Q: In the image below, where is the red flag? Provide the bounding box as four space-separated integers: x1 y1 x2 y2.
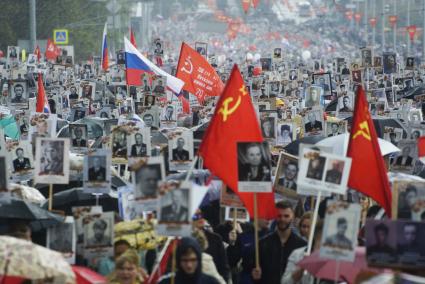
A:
130 28 137 48
242 0 250 13
176 42 224 103
36 73 49 113
45 39 58 61
34 45 41 62
179 95 190 114
198 65 277 219
252 0 260 8
146 239 179 284
347 86 392 216
418 137 425 163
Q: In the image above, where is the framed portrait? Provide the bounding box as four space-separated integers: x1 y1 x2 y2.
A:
116 50 126 65
361 48 372 67
303 109 324 137
304 85 323 108
260 58 272 72
392 180 425 221
83 212 114 259
260 115 276 140
312 73 332 97
141 108 159 130
83 149 111 194
366 220 398 266
337 93 354 116
273 47 282 61
111 127 128 163
297 146 352 195
132 156 165 212
152 75 166 96
10 81 28 108
96 107 112 119
367 219 425 268
71 107 87 122
224 207 250 223
320 201 361 261
157 182 192 237
268 81 281 97
69 123 88 151
392 140 417 172
118 186 138 221
351 70 362 84
161 104 177 122
325 120 347 137
383 52 397 74
72 206 102 246
274 152 299 197
79 81 96 100
47 216 76 264
406 57 415 70
276 122 295 146
373 56 382 67
34 138 70 184
28 112 57 140
168 131 194 171
237 142 272 193
153 38 164 58
383 126 404 146
9 141 33 181
7 46 20 68
127 128 151 158
195 42 208 58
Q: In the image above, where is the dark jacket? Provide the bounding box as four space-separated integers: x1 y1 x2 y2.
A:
172 148 190 161
159 237 219 284
256 231 306 284
130 143 147 157
204 230 230 282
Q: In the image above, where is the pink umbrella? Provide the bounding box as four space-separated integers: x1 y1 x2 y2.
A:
297 247 383 284
72 266 106 284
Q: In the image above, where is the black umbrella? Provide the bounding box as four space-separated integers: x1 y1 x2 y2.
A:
0 199 64 231
283 135 326 156
42 188 118 215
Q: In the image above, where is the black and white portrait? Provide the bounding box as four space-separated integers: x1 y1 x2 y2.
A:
10 82 28 105
152 76 166 96
71 108 86 122
393 181 425 221
313 73 332 97
70 124 87 148
35 138 69 184
116 51 126 65
195 42 208 58
237 142 272 192
274 152 298 194
11 143 32 173
168 131 194 170
383 52 397 74
392 140 417 170
142 109 159 130
406 57 415 70
83 213 114 248
338 94 353 114
304 86 323 108
320 201 361 262
273 48 282 60
47 218 75 254
276 123 294 146
161 105 177 121
112 129 128 160
361 48 372 67
366 220 397 265
159 187 189 223
133 157 165 204
260 116 275 139
304 110 324 136
289 69 298 81
153 39 164 57
79 82 95 100
325 121 346 137
127 128 151 158
84 149 111 194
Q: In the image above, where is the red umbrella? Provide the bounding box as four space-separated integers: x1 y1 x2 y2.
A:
297 247 383 284
72 266 107 284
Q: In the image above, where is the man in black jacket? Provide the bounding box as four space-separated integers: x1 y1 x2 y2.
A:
251 201 306 284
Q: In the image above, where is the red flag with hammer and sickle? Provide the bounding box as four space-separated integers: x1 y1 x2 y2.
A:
347 86 392 216
199 64 277 219
176 42 224 103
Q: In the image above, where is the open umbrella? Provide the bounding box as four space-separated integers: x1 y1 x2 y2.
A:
298 247 382 284
41 188 118 215
0 198 64 231
0 236 75 283
316 133 400 156
284 135 326 155
72 266 106 284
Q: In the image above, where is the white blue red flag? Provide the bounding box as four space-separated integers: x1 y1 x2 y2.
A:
101 22 109 71
124 37 184 94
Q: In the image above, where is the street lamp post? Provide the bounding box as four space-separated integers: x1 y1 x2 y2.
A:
29 0 37 52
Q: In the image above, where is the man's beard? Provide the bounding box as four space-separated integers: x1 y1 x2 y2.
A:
277 221 291 232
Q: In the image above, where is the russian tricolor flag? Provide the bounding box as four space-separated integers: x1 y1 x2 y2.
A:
124 37 184 94
101 22 109 71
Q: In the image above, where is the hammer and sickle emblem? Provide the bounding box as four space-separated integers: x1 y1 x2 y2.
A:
180 56 193 75
353 121 371 141
218 96 241 122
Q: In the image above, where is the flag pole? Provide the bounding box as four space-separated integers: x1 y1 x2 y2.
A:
306 189 322 255
171 238 177 284
254 192 260 269
48 183 53 211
